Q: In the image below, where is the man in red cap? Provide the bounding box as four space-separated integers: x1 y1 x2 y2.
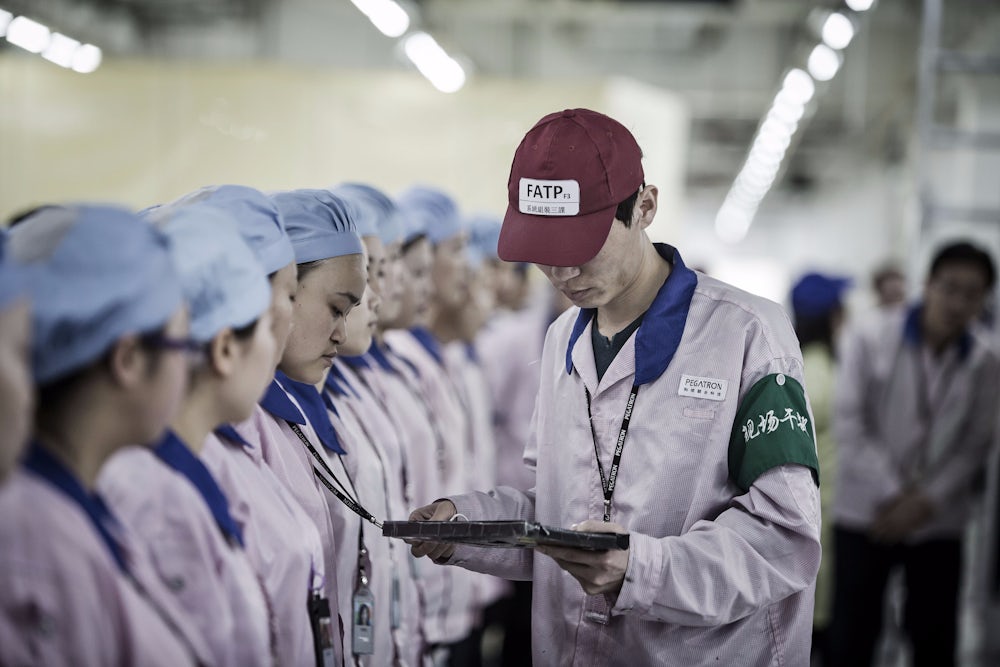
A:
409 108 821 666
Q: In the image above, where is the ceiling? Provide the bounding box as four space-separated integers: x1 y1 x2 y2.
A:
7 0 993 192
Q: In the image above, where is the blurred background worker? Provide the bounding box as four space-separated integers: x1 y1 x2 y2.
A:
789 271 853 666
829 242 999 667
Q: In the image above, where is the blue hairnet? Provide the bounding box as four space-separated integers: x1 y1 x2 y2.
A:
466 214 502 269
7 205 183 385
312 188 375 238
329 183 406 245
791 272 852 319
397 185 464 245
270 190 364 264
147 204 271 344
157 184 294 276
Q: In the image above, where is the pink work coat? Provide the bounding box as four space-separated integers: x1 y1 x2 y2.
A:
447 246 822 666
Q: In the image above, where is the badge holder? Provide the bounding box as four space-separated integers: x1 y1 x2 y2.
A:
308 590 337 667
352 542 375 656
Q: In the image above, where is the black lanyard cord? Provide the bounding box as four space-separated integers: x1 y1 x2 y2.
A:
584 384 640 522
287 422 384 531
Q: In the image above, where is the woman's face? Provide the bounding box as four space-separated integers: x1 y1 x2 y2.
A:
279 254 366 385
268 262 298 368
340 239 383 356
377 241 404 327
393 238 433 329
0 300 32 481
431 233 470 310
225 310 277 423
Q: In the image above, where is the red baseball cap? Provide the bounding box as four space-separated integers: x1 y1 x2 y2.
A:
498 108 644 267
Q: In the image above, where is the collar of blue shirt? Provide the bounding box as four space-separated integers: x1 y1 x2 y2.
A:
154 430 245 547
565 243 698 386
278 372 347 455
903 303 974 361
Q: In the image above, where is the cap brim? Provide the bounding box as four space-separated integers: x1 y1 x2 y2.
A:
498 204 616 267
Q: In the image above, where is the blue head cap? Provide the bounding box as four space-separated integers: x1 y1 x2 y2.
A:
159 185 294 276
466 213 502 269
7 205 183 385
0 229 32 312
791 272 852 319
397 185 464 245
314 187 375 238
270 189 364 264
144 204 271 344
330 183 404 245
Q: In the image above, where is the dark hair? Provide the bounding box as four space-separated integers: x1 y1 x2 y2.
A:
296 259 328 281
929 241 996 289
794 310 840 356
614 184 645 228
871 264 904 292
232 319 259 341
401 233 428 255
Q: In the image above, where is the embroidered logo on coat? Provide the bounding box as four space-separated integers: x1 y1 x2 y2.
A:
678 374 728 401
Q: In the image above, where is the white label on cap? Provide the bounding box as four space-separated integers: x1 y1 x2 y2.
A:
518 178 580 216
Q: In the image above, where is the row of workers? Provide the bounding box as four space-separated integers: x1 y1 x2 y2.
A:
0 183 537 666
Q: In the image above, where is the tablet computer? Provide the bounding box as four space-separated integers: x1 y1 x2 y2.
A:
382 520 629 551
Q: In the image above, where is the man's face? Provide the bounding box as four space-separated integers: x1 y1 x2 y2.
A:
536 206 650 311
922 262 990 342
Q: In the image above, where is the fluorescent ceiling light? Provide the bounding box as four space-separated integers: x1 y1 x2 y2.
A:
0 10 13 37
808 43 841 82
42 32 81 68
781 68 816 105
71 43 102 74
769 100 804 125
822 12 854 50
6 15 50 53
715 204 754 244
403 32 466 93
845 0 875 12
350 0 410 38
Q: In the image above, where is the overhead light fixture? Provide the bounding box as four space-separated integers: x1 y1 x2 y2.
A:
808 43 841 82
845 0 875 12
1 9 102 73
42 32 81 68
403 31 466 93
6 15 50 53
715 203 754 244
0 9 13 37
781 68 816 105
349 0 410 38
71 43 102 74
821 12 854 50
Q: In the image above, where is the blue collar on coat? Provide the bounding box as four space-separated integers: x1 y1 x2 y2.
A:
214 424 252 449
903 303 973 361
23 443 128 572
260 373 307 424
278 372 347 455
565 243 698 386
409 326 444 365
154 431 244 547
368 343 397 374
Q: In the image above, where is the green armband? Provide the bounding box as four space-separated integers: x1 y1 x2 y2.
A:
728 373 820 492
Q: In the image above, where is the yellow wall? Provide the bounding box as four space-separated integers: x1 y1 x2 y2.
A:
0 56 687 234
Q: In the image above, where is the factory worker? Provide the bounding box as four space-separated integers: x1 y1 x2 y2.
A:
245 188 366 666
410 109 821 666
97 204 274 667
176 184 328 667
388 186 479 661
0 205 202 666
329 183 425 666
0 232 33 481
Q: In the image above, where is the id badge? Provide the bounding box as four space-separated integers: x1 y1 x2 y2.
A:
390 573 401 630
308 592 337 667
352 585 376 655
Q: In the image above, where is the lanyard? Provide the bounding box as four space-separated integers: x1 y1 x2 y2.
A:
584 384 640 522
287 421 383 530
